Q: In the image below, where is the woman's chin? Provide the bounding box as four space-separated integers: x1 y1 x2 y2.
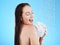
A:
28 22 33 25
30 22 33 24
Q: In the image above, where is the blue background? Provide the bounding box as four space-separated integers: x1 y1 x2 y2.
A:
0 0 60 45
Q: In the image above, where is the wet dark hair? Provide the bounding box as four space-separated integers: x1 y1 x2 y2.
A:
15 3 30 45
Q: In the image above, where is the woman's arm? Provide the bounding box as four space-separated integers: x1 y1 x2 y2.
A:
39 29 46 45
39 37 43 45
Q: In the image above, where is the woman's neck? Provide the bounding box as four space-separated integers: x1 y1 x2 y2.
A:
22 24 33 28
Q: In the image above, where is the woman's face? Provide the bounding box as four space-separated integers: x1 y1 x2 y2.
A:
22 5 34 25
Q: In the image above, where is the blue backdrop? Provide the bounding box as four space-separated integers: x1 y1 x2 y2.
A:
0 0 60 45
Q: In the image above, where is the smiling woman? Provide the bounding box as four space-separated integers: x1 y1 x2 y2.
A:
14 3 46 45
15 3 39 45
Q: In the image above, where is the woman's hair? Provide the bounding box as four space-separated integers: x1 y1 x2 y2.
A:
15 3 30 45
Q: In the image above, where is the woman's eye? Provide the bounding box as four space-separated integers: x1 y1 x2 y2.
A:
25 12 34 16
26 12 30 16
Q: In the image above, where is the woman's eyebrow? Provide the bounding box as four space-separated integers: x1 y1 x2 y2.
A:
25 11 33 14
25 12 30 13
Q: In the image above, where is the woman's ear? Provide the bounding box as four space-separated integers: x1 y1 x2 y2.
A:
21 17 22 21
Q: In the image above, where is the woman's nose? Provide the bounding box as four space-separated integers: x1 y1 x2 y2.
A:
30 13 34 18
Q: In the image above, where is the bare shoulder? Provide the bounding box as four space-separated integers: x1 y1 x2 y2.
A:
29 25 38 37
29 25 39 45
20 25 36 38
29 25 38 34
20 25 39 45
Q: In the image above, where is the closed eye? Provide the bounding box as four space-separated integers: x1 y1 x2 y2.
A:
25 12 34 16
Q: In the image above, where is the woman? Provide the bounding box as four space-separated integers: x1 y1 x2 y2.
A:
14 3 47 45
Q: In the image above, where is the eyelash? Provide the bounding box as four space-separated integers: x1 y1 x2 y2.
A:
26 12 34 16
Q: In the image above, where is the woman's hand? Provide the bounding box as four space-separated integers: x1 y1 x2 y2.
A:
35 22 47 38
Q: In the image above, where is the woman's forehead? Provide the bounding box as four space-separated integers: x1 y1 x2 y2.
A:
22 5 32 13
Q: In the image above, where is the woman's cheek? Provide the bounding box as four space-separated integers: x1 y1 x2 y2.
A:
27 15 30 19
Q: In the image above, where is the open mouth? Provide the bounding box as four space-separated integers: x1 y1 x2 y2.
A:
29 19 33 23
